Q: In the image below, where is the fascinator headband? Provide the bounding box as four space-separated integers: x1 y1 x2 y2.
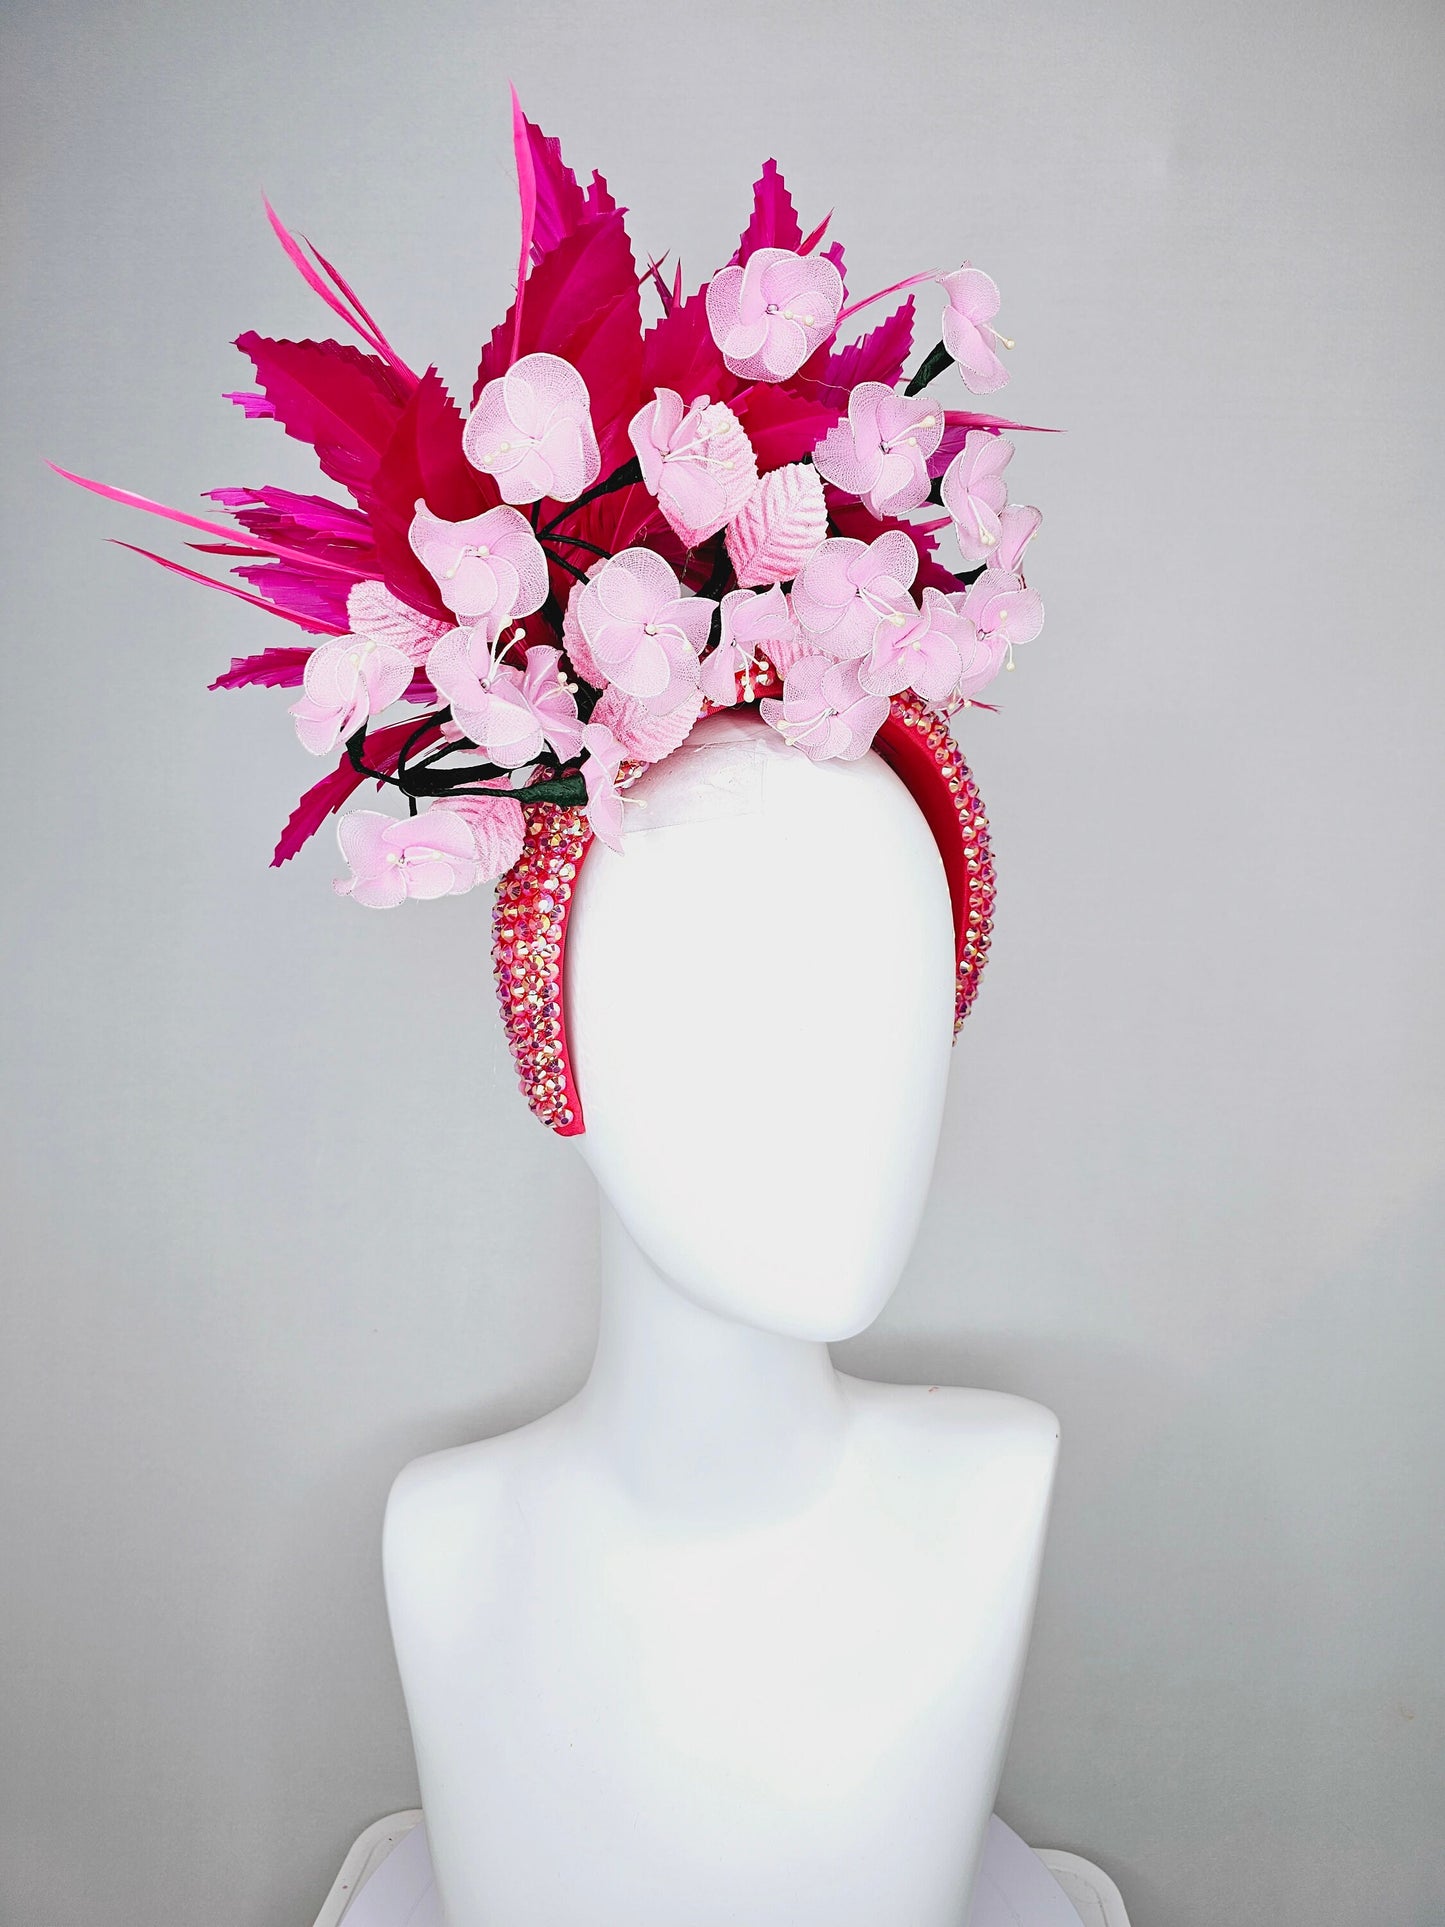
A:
55 92 1046 1135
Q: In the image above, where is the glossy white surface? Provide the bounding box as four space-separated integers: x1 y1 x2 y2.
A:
385 722 1059 1926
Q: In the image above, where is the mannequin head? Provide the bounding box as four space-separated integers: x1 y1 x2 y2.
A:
567 711 956 1342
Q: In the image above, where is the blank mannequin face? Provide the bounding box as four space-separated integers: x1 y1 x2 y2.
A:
567 713 957 1341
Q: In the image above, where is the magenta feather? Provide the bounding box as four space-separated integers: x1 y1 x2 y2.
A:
261 196 415 380
110 542 347 632
272 713 444 866
233 334 411 509
509 84 539 366
210 647 314 690
732 160 803 264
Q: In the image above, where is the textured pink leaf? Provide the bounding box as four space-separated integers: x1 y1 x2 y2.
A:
593 683 704 763
732 160 803 264
725 463 827 587
271 713 443 866
210 647 314 690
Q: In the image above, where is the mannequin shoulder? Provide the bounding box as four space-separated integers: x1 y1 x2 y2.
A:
383 1410 564 1590
839 1375 1060 1479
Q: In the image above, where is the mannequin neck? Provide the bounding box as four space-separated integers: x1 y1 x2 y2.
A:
576 1199 850 1525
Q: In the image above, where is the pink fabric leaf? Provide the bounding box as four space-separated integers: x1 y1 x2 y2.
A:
232 334 411 507
706 248 845 383
990 503 1042 573
464 352 601 505
581 721 627 851
940 430 1015 566
593 681 703 762
210 646 314 690
938 265 1011 395
732 159 804 264
408 502 547 633
431 791 526 881
270 714 443 866
759 655 887 762
574 548 712 708
790 529 918 658
627 389 758 545
812 381 945 518
701 584 802 703
724 462 827 588
345 577 449 659
333 807 485 907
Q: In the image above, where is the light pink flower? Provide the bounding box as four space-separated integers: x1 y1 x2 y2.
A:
593 683 704 763
812 382 945 517
706 248 845 382
938 265 1011 395
333 809 484 908
289 624 415 757
581 721 627 852
759 656 889 763
940 431 1014 567
959 568 1044 652
462 352 602 504
408 502 548 632
790 530 919 661
430 791 526 881
628 389 757 545
426 636 582 768
858 586 972 705
701 584 804 704
948 607 1010 704
989 503 1042 574
573 548 714 708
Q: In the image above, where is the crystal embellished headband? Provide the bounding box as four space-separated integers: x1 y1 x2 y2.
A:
54 93 1045 1135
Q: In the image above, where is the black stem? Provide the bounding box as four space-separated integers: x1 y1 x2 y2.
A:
539 456 643 535
905 341 955 396
543 531 610 560
545 549 591 585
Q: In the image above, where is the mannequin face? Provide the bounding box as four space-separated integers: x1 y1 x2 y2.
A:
567 713 956 1341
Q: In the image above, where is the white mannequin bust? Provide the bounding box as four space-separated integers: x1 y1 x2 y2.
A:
384 713 1059 1927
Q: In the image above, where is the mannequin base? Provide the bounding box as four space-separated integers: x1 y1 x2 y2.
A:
311 1811 1130 1927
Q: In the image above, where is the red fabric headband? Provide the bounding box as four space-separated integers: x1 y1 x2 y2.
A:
492 691 996 1136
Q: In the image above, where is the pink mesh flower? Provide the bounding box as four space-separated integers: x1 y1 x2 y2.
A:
940 431 1014 567
581 721 627 852
332 809 485 908
812 382 945 517
408 502 548 632
938 266 1011 395
430 791 526 881
628 388 757 545
462 352 602 504
289 611 417 757
706 248 845 382
948 606 1010 703
790 530 919 661
959 568 1044 652
426 636 582 768
989 503 1042 574
701 584 804 704
759 656 889 763
858 586 972 706
572 548 714 708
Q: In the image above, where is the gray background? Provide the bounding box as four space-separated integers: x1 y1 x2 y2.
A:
2 1 1442 1922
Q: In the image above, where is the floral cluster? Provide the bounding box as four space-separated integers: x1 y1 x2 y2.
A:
59 100 1045 904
